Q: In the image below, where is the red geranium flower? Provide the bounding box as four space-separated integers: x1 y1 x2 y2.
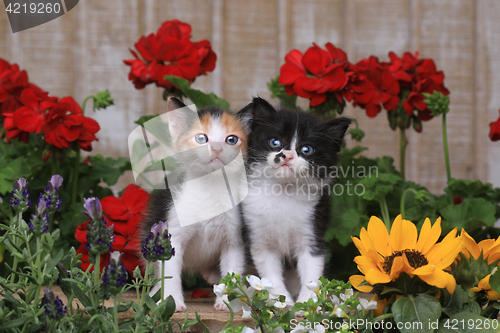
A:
124 19 217 91
0 58 49 118
351 56 400 117
3 87 53 143
42 96 100 151
75 184 151 275
279 43 352 107
388 51 449 121
489 109 500 142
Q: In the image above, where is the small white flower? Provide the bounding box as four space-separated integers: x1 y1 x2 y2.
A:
309 323 326 333
358 298 378 312
242 327 255 333
242 309 252 318
334 306 345 318
274 301 286 309
273 327 285 333
290 324 308 333
229 285 254 312
340 288 354 301
247 275 273 291
305 280 322 294
213 283 227 298
331 294 340 306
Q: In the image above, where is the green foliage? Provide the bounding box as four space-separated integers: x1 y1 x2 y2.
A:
164 75 230 109
267 76 298 110
0 182 207 332
392 295 441 333
423 91 450 116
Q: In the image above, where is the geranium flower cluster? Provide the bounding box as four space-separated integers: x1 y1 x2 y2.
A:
279 44 449 129
0 58 100 151
124 19 216 91
75 184 151 276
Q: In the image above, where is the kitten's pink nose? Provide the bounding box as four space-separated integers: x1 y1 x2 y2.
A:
283 150 294 162
211 143 223 155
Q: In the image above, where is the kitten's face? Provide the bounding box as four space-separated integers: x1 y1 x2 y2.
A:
240 98 350 184
167 99 247 175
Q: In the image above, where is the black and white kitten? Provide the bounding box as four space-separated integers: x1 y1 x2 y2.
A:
238 97 351 304
142 97 248 312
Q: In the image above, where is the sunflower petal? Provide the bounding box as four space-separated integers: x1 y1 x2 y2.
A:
349 275 373 292
461 229 480 259
390 215 404 252
367 216 391 257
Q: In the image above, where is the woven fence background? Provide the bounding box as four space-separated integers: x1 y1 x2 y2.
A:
1 0 499 193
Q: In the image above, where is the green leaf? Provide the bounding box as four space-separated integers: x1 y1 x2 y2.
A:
89 155 131 186
489 267 500 294
440 197 497 232
164 76 230 109
144 294 157 312
160 296 176 322
135 114 159 126
392 294 441 333
0 316 30 329
45 249 64 274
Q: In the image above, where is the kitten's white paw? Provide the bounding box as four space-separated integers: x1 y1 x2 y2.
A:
214 295 229 311
175 303 187 312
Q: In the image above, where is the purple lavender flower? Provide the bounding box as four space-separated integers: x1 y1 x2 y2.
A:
9 177 30 213
43 289 67 320
82 197 103 221
40 175 63 215
100 251 128 299
28 198 49 235
84 197 114 264
56 262 72 295
141 221 174 262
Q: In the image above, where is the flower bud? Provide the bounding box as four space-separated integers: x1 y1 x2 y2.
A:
10 177 31 213
100 251 128 299
28 198 49 235
43 289 67 320
141 221 174 262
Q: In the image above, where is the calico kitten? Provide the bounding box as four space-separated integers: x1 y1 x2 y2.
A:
142 97 248 312
238 97 350 304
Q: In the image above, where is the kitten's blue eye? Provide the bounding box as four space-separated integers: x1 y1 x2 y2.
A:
300 145 314 156
195 133 208 144
225 135 239 145
269 138 282 148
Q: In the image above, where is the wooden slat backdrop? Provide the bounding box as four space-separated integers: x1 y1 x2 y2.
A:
1 0 499 194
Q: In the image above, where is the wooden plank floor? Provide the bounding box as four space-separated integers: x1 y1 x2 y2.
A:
51 286 254 332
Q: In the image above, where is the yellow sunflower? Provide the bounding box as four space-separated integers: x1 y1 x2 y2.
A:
461 230 500 300
349 215 461 294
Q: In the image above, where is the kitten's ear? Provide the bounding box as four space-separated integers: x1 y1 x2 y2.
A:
166 97 196 140
326 117 352 150
236 97 277 132
166 97 187 112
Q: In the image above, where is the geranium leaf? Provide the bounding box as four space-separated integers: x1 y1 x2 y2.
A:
164 75 230 109
489 268 500 294
392 294 441 333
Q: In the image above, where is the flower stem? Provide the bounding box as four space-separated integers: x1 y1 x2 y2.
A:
400 188 418 219
442 113 451 183
81 95 95 115
71 148 81 205
399 127 406 180
93 253 100 308
113 296 119 333
10 212 22 284
379 197 391 231
161 260 165 304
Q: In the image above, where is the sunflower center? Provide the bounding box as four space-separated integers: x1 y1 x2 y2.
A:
382 249 428 274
